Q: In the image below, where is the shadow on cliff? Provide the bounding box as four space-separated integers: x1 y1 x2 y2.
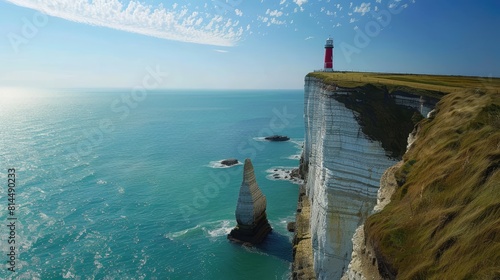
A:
255 231 293 263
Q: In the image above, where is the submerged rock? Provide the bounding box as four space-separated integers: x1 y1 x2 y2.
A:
267 168 304 184
228 159 272 245
265 135 290 142
221 158 239 166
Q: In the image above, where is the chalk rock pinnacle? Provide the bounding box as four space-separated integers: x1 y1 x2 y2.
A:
228 159 272 244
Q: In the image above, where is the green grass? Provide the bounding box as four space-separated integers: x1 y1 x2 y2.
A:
307 71 500 99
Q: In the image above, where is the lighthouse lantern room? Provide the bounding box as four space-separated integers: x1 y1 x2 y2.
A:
324 37 334 71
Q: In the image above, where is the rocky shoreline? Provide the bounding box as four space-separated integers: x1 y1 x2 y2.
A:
267 167 303 184
291 184 316 280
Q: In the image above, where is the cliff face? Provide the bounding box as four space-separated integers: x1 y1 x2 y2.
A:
341 161 403 280
300 77 433 279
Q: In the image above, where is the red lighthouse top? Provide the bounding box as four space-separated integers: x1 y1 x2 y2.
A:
324 37 334 71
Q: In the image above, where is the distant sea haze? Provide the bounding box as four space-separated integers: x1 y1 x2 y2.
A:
0 89 304 279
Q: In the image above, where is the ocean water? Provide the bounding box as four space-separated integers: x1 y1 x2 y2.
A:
0 89 304 280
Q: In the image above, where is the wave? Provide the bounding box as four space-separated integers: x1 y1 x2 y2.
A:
290 139 304 147
275 215 297 233
62 266 76 279
74 228 87 242
207 159 243 169
286 154 301 160
252 136 268 142
289 139 304 161
253 137 303 161
164 224 202 240
68 170 96 185
165 220 235 241
117 186 125 194
204 220 233 238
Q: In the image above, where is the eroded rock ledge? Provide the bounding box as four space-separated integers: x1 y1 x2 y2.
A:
292 184 316 280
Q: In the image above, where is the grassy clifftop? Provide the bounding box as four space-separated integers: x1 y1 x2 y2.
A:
307 71 500 98
310 72 500 279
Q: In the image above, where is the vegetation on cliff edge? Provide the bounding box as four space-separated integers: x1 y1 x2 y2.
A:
307 71 500 98
365 88 500 279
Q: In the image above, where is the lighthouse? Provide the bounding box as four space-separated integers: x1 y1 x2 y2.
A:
324 37 334 71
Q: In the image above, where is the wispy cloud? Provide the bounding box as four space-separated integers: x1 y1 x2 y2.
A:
354 2 371 16
214 49 229 53
5 0 243 46
305 36 314 40
266 9 284 17
293 0 308 7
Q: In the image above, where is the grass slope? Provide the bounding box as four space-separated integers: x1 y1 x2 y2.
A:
365 89 500 279
309 71 500 279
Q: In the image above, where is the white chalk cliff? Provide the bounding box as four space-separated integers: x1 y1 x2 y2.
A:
299 77 435 279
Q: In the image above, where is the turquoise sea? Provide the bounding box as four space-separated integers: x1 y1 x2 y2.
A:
0 90 304 279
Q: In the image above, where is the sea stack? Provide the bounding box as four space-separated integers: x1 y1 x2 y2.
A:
228 158 272 245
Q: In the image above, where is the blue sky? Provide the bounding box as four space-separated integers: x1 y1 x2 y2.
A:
0 0 499 89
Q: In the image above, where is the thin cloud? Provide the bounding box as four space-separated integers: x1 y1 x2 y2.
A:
354 3 371 16
5 0 243 47
214 49 229 53
293 0 308 7
266 9 284 17
305 36 314 40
